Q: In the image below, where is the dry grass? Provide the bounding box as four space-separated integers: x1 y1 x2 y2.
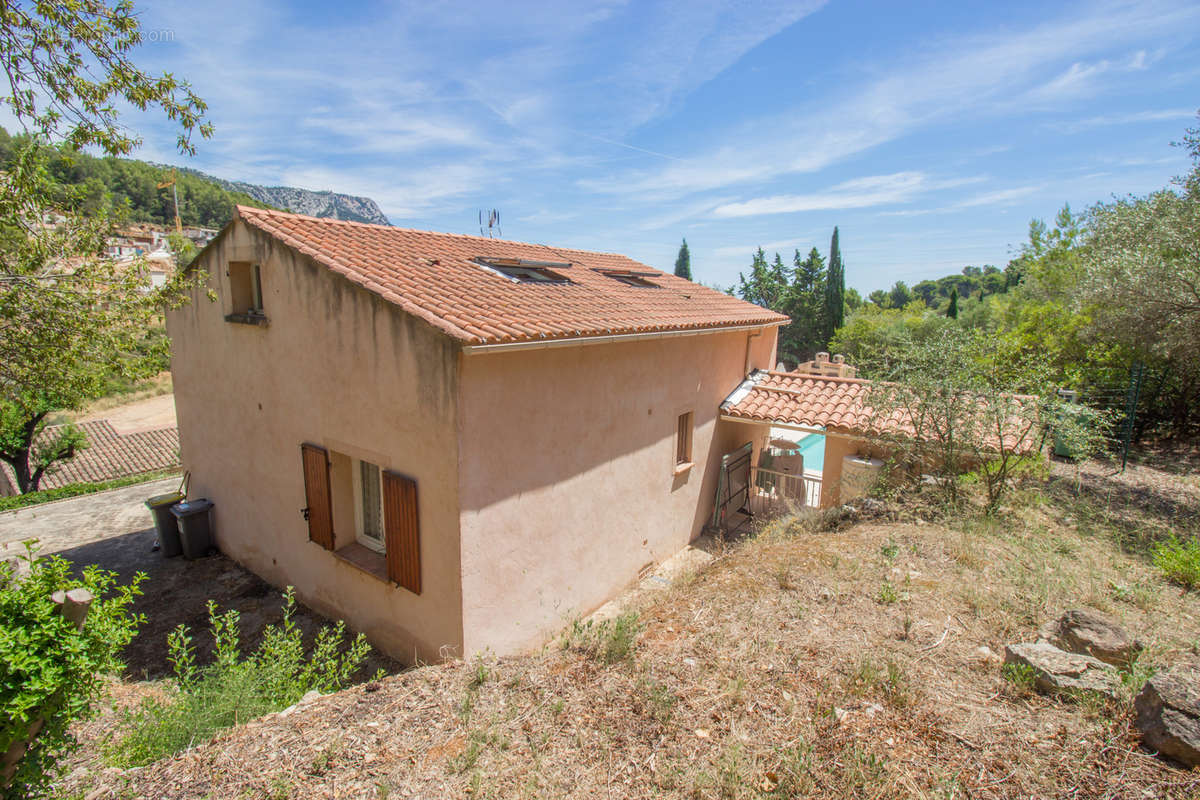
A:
60 459 1200 799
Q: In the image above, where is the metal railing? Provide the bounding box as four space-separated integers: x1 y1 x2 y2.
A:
749 466 821 516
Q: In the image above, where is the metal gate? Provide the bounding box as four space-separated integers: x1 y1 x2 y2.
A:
710 441 753 535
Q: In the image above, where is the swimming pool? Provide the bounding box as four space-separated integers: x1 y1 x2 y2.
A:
767 428 826 474
795 432 825 474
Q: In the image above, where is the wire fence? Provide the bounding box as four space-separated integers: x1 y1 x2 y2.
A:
1073 361 1144 470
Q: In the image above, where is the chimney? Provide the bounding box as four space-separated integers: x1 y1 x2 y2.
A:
796 352 856 378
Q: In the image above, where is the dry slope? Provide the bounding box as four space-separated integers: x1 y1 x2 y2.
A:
69 461 1200 799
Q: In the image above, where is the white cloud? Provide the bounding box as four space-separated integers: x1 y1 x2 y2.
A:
712 172 928 218
1048 107 1196 133
955 186 1042 208
579 0 1200 204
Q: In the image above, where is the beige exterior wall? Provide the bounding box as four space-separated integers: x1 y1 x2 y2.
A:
167 221 464 664
818 435 892 508
455 327 778 655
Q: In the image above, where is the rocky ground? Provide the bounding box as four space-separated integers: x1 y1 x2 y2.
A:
60 456 1200 799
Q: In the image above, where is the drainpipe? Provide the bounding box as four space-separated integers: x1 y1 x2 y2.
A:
744 329 762 375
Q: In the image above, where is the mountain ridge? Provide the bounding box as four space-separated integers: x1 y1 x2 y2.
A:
171 165 391 226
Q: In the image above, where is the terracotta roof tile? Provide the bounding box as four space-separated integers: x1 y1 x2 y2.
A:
722 371 1038 452
233 206 788 345
722 371 890 434
0 421 180 492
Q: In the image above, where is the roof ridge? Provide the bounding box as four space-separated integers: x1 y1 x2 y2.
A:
765 370 870 385
234 205 631 258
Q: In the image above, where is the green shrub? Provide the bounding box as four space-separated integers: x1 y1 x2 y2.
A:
1001 662 1037 694
0 545 145 799
876 581 901 604
560 612 642 665
106 588 372 767
1152 535 1200 590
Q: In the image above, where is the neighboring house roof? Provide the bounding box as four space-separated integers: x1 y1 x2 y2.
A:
231 206 788 346
721 370 1039 453
722 371 888 435
0 421 180 492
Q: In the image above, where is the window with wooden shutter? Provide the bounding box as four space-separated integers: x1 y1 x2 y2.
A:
301 443 335 549
382 471 420 594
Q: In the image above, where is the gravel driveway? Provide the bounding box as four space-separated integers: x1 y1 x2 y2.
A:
1 478 399 679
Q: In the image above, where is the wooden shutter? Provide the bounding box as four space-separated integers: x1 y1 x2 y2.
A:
382 471 420 594
677 412 693 464
301 443 335 550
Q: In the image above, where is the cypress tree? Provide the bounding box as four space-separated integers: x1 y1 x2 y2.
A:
824 226 845 342
674 238 692 280
948 287 959 319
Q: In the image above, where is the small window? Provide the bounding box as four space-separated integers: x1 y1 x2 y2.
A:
353 459 386 554
228 261 265 321
676 411 694 466
474 258 572 284
227 262 267 324
602 270 659 288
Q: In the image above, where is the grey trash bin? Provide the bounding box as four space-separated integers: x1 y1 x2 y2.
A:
171 498 215 560
145 491 185 557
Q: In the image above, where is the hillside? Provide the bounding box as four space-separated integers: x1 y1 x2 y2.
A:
197 173 390 225
0 127 390 229
63 457 1200 799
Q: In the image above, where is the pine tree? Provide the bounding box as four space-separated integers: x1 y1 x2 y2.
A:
736 247 785 309
781 247 827 361
823 227 845 343
948 287 959 319
674 238 692 280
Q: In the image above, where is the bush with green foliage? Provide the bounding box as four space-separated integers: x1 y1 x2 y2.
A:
863 327 1109 512
106 588 373 767
1152 536 1200 590
0 546 144 799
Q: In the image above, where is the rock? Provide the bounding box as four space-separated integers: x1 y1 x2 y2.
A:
1040 608 1144 667
1004 641 1121 699
973 645 998 663
859 498 888 515
1135 663 1200 767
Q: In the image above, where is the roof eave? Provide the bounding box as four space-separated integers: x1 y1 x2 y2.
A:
460 319 787 355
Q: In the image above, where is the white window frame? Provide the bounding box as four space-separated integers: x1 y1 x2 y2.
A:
351 458 386 554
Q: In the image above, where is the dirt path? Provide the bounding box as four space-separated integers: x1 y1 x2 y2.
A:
0 478 399 680
80 392 178 434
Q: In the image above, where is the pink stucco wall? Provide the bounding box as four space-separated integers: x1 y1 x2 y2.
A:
170 220 782 661
167 221 465 663
455 327 778 655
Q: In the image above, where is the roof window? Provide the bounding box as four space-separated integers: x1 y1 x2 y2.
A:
474 257 572 284
599 270 660 288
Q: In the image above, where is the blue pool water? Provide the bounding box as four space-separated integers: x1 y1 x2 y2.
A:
796 433 825 474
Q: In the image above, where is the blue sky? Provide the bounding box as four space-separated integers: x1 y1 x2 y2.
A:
119 0 1198 292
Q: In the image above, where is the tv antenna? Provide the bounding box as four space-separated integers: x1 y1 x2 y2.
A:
479 208 501 238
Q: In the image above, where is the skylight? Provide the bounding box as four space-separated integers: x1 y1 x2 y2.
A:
474 258 572 284
599 270 660 288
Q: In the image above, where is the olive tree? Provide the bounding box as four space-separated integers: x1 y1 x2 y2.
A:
0 0 212 491
863 328 1107 512
1081 121 1200 435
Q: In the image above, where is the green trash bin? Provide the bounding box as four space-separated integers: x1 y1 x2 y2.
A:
171 498 214 560
145 491 185 557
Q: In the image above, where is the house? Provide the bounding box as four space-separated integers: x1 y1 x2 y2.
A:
167 206 789 662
